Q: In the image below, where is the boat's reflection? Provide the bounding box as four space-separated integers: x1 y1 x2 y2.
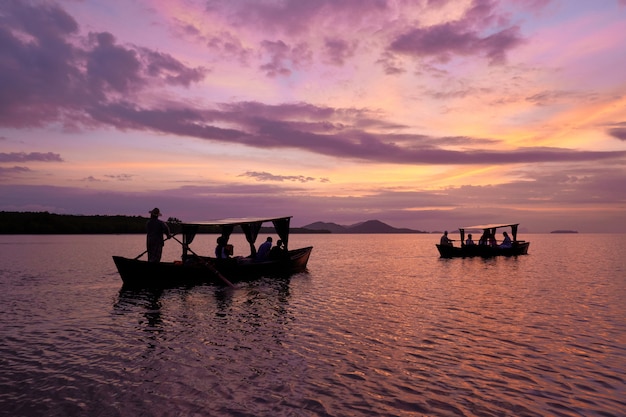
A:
113 273 301 334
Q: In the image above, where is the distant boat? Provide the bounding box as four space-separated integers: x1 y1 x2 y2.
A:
113 216 312 288
436 223 530 258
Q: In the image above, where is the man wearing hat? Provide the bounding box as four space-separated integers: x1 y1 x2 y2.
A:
146 207 171 262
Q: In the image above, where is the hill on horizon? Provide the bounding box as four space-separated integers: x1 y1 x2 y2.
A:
302 219 427 234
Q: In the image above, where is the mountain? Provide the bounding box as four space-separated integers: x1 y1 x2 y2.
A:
302 219 427 234
302 221 347 233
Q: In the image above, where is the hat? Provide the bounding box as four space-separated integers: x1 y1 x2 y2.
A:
149 207 161 216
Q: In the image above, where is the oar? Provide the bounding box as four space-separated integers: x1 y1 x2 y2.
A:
170 236 235 288
133 233 177 260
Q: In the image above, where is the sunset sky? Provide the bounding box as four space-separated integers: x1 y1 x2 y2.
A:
1 0 626 232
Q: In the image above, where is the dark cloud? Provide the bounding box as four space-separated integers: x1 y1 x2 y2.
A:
389 0 524 65
87 32 142 94
0 1 84 126
390 23 523 65
0 1 206 128
0 152 63 162
83 100 626 165
140 49 207 86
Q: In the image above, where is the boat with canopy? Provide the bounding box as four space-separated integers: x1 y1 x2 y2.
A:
436 223 530 258
113 216 312 287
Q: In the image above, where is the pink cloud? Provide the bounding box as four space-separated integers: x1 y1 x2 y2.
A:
323 37 358 66
239 171 318 183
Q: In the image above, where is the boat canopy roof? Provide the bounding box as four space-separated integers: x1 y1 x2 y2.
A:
180 216 293 256
180 216 292 228
460 223 519 231
458 223 521 243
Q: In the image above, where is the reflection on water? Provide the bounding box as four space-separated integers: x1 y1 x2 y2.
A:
1 234 625 416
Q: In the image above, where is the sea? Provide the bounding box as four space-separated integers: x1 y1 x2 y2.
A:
0 233 625 417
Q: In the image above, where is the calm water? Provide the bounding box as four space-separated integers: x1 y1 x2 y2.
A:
1 233 625 417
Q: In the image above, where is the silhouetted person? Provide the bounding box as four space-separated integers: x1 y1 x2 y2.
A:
488 233 497 247
440 231 453 246
269 239 287 259
146 207 170 262
256 236 272 260
465 234 475 245
500 231 512 248
215 236 231 259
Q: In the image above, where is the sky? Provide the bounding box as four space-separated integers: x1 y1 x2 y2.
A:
1 0 626 233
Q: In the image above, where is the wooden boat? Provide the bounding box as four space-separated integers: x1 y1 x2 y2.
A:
113 216 312 287
436 223 530 258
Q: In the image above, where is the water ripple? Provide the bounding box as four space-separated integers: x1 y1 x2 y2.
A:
1 234 625 416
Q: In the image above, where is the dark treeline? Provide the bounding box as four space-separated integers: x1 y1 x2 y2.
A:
0 211 154 234
0 212 324 234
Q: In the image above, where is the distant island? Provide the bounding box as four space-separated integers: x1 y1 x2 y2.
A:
0 212 426 234
550 230 578 234
302 220 428 234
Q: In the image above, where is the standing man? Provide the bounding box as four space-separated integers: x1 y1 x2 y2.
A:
146 207 171 262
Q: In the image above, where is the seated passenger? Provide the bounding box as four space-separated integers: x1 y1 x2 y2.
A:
215 237 231 259
269 239 287 259
440 231 453 246
479 231 489 245
465 234 475 245
256 236 272 260
499 231 512 248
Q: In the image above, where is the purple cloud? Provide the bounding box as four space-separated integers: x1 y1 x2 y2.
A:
390 23 523 65
83 100 626 165
389 0 524 65
0 1 206 128
86 32 143 94
259 40 312 77
0 152 63 162
323 37 357 66
608 127 626 141
213 0 389 35
0 166 31 175
1 1 622 170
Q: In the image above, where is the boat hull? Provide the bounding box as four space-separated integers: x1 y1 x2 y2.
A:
113 246 312 287
436 242 529 258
